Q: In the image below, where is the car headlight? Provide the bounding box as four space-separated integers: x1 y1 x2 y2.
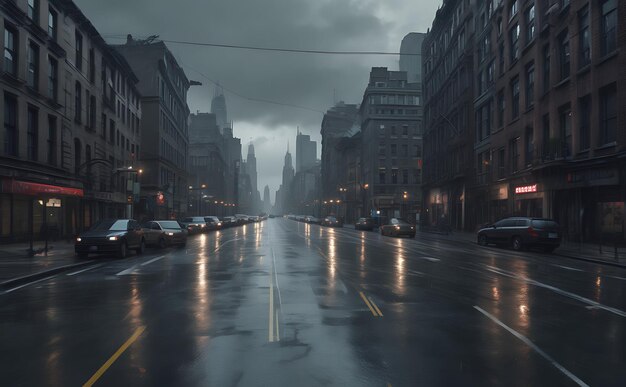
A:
108 236 118 241
167 232 174 236
201 224 206 228
217 222 222 226
395 226 400 230
76 237 82 242
410 227 415 230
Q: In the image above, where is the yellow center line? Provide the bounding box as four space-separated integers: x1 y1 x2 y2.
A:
359 291 378 316
269 284 275 342
83 326 146 387
368 297 383 317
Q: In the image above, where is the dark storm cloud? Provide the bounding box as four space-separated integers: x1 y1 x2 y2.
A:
75 0 440 195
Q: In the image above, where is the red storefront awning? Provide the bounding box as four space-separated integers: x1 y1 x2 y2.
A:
2 179 84 197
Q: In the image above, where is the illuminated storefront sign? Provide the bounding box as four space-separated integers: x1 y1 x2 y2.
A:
515 184 537 194
2 179 83 197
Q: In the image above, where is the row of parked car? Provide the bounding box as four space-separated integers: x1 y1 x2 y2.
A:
288 214 344 227
180 214 266 234
75 214 267 258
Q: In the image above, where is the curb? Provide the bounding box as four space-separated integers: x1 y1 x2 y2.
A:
0 260 97 291
554 253 625 269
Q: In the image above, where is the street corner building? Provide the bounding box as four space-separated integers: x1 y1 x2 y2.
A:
0 0 142 242
421 0 626 243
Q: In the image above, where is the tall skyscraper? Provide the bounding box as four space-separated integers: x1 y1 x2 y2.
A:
281 146 295 211
211 85 228 129
296 130 317 172
400 32 425 84
246 143 258 198
263 185 271 212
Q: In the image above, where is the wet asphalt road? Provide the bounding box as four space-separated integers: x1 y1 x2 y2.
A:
1 219 625 386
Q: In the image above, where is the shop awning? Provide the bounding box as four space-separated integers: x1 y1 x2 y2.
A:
2 179 84 197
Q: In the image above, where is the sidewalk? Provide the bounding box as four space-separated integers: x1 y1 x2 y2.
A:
417 229 626 268
0 240 92 288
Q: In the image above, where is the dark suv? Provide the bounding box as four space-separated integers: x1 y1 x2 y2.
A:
477 217 561 252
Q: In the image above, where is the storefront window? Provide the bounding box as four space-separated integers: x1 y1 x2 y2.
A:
598 202 624 235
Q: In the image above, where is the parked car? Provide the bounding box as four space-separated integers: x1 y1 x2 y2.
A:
142 220 187 248
234 214 250 225
221 216 237 228
380 218 416 238
248 215 260 222
305 216 320 224
180 217 207 234
321 216 342 227
75 219 145 258
355 217 376 231
477 217 561 252
203 216 222 231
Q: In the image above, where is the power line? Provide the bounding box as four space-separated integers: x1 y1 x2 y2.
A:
102 35 421 56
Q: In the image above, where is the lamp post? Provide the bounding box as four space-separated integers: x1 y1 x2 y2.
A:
360 183 369 218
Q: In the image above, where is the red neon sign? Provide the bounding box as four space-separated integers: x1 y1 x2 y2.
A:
515 184 537 194
3 179 84 197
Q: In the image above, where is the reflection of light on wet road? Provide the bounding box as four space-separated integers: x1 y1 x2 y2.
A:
393 238 406 296
328 229 336 280
492 286 500 301
595 276 602 302
198 233 207 253
195 256 210 332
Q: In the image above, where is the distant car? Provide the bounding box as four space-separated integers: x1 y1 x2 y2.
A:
249 215 260 222
305 216 321 224
142 220 187 248
321 216 342 227
269 214 276 218
234 214 250 225
380 218 415 238
355 217 376 231
221 216 237 227
477 217 561 252
203 216 222 231
75 219 145 258
180 217 207 234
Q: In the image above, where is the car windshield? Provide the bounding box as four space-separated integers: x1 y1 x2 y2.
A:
391 219 410 225
159 221 181 230
532 220 559 228
326 217 337 221
90 219 127 231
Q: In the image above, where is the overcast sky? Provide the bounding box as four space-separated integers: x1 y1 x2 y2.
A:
76 0 441 201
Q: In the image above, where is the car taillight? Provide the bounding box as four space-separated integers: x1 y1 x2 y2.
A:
528 227 539 237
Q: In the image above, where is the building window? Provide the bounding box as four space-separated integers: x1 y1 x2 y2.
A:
525 127 533 167
89 49 95 83
89 95 96 129
47 115 57 165
525 63 534 109
402 169 409 184
578 95 591 151
27 41 39 89
497 89 505 127
4 26 17 75
510 23 520 62
601 0 617 56
497 148 505 178
559 105 572 158
543 44 550 93
27 0 39 21
378 168 386 184
498 42 505 75
558 30 570 80
525 4 535 44
511 77 520 119
509 137 519 173
542 114 550 159
48 8 57 40
4 93 17 156
599 84 617 145
74 82 82 123
75 30 83 71
510 1 518 19
401 144 408 157
487 60 495 85
391 169 398 184
391 144 397 156
378 143 385 155
578 5 590 67
101 113 106 139
109 119 115 145
27 106 38 161
47 56 57 100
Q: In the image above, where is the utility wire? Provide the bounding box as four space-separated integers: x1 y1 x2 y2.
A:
102 35 421 56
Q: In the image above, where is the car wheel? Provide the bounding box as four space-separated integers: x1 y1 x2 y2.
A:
512 236 523 251
118 242 127 259
543 246 556 253
136 239 145 255
158 238 166 249
478 234 488 246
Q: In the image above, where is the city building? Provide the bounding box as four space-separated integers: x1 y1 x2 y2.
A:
295 130 317 173
400 32 426 84
472 0 625 242
422 0 475 231
263 184 271 213
245 143 259 207
0 0 141 242
280 146 294 212
360 67 422 221
211 85 228 129
113 35 191 220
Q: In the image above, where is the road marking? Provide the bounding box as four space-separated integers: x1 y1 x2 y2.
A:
474 306 589 387
368 296 383 317
607 275 626 281
116 265 140 276
551 264 583 272
67 264 104 276
484 264 626 318
275 309 280 342
359 291 379 317
269 284 275 342
83 325 146 387
422 257 441 262
2 275 55 294
140 255 165 266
